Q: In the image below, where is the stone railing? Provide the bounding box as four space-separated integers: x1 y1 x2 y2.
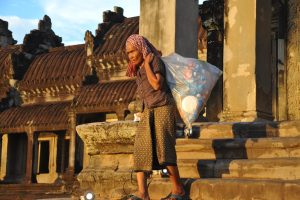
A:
76 121 138 199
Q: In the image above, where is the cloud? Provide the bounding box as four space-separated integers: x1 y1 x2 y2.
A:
0 16 39 44
37 0 140 44
64 40 85 46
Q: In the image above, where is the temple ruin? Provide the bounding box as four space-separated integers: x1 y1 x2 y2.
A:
0 0 300 199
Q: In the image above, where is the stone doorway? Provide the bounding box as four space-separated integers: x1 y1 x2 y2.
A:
5 133 27 183
34 133 58 183
271 0 287 121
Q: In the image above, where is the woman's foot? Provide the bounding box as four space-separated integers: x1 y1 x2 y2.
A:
128 192 150 200
161 191 187 200
171 185 185 197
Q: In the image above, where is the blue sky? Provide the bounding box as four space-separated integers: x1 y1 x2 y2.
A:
0 0 204 45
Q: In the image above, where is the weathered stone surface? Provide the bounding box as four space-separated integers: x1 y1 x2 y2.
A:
191 120 300 139
76 121 138 199
0 19 17 47
140 0 198 57
22 15 63 55
189 179 299 200
177 158 300 180
147 178 300 200
76 120 300 198
287 0 300 120
76 121 137 155
176 137 300 160
222 0 273 121
0 183 69 200
148 178 173 200
77 170 136 199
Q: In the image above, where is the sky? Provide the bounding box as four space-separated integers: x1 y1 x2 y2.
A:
0 0 204 45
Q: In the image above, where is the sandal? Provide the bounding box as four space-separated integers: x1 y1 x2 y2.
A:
126 194 143 200
161 192 189 200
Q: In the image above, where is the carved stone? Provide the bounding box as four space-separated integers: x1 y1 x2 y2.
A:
22 15 63 55
0 19 17 47
76 121 138 199
76 121 137 155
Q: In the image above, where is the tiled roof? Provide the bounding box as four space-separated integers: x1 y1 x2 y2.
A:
73 79 137 113
17 17 139 92
18 44 88 90
94 17 139 70
0 45 22 100
0 102 70 132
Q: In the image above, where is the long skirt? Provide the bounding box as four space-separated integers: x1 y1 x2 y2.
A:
133 103 177 171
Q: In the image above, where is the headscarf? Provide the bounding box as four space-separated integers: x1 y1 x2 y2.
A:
125 34 161 77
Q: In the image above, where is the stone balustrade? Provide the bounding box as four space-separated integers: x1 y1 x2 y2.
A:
76 121 138 199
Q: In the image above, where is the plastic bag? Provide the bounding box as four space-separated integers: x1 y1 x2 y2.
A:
161 53 222 135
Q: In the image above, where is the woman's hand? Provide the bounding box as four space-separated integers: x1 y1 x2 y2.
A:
143 53 163 90
145 53 154 64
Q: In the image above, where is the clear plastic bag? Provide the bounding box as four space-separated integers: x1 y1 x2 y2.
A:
161 53 222 135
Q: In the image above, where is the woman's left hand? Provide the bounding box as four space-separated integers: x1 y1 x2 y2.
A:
145 53 154 64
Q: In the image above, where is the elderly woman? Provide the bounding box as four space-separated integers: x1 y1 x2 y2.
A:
125 34 186 200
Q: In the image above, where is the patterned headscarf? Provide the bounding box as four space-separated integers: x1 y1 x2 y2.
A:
126 34 161 77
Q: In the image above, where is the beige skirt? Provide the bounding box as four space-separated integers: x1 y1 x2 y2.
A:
133 103 177 171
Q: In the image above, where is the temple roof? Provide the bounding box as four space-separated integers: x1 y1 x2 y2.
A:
18 44 88 91
0 102 70 133
0 45 22 100
73 79 137 114
94 16 139 75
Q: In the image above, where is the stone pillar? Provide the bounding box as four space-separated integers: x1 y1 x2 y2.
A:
24 129 34 183
139 0 198 57
287 0 300 120
221 0 273 121
0 134 8 180
65 111 76 180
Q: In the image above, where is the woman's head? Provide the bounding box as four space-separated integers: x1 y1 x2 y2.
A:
126 40 144 67
125 34 161 77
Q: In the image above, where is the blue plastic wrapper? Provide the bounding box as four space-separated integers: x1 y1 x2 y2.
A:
161 53 222 133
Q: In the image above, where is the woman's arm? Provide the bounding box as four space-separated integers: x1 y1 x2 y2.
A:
144 53 164 90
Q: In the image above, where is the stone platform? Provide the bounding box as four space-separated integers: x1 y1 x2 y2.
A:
76 120 300 199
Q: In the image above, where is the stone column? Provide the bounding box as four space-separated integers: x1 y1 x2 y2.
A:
65 111 76 180
221 0 273 121
139 0 198 57
24 128 34 183
287 0 300 120
0 134 8 180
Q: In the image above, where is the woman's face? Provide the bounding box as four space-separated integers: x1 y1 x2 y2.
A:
126 43 144 66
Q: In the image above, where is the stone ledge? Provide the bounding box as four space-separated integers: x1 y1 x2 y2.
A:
76 121 138 155
189 120 300 138
148 178 300 200
177 158 300 180
176 137 300 159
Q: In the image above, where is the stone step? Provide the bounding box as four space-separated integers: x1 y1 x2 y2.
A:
176 137 300 159
0 183 64 193
0 183 70 199
0 194 71 200
182 120 300 139
177 158 300 180
147 178 300 200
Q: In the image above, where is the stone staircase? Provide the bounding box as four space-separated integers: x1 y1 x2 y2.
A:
0 183 71 200
148 121 300 200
